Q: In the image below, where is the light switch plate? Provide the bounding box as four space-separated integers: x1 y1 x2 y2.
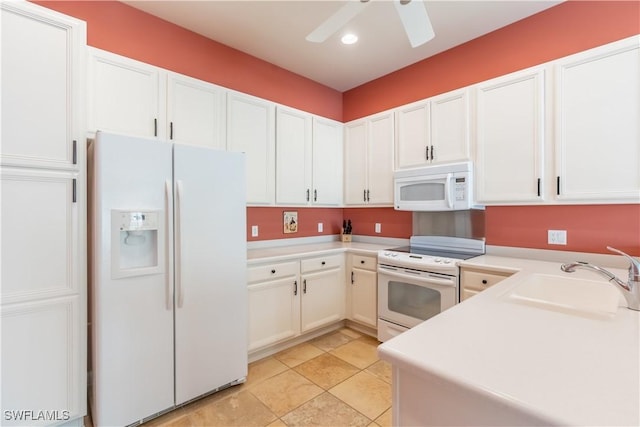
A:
375 223 381 233
318 222 323 233
251 225 259 237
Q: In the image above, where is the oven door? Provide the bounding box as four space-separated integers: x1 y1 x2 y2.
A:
377 264 457 334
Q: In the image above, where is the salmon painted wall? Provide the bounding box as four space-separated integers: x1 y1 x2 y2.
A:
35 1 342 121
486 205 640 256
343 0 640 120
246 207 412 242
246 208 344 241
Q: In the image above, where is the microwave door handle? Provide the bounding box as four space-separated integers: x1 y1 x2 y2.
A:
446 173 454 209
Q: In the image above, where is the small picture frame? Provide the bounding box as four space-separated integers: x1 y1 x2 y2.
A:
283 211 298 234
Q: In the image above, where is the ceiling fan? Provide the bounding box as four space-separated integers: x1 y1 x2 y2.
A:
306 0 435 48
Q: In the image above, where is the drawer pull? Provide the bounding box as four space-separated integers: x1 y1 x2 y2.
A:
360 260 365 264
271 269 276 274
482 279 488 284
321 261 326 266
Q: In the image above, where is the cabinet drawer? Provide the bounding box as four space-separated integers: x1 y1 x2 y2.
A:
351 254 377 271
300 254 343 274
248 261 298 283
461 269 512 292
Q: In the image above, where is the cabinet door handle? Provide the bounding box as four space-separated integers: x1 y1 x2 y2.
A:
425 146 429 160
294 280 298 296
363 189 367 202
537 178 541 197
366 189 370 202
351 271 354 284
303 279 307 294
314 189 317 202
154 118 158 137
430 145 434 160
72 179 77 203
170 122 174 140
72 140 77 165
556 176 561 195
306 189 310 202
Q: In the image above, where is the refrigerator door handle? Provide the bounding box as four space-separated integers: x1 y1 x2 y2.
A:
176 179 185 308
165 180 173 311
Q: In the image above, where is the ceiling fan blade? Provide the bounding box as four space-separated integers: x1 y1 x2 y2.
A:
394 0 435 48
306 1 370 43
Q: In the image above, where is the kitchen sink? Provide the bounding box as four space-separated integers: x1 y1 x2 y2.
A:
504 274 621 319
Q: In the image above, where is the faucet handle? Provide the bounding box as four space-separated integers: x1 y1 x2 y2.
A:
607 246 640 280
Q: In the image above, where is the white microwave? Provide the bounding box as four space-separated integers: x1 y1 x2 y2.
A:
394 161 474 211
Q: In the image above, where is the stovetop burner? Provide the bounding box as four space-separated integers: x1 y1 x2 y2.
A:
378 236 485 273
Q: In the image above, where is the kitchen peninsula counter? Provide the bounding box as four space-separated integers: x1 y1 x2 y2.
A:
378 254 640 426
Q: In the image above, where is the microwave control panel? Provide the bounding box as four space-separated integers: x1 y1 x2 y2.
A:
455 177 467 201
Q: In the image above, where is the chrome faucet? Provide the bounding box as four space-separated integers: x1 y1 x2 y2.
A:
561 246 640 311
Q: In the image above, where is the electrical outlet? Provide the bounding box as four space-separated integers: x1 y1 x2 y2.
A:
251 225 259 237
375 223 381 233
318 222 323 233
548 230 567 245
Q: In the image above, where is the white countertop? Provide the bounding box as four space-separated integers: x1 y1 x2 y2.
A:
379 255 640 426
247 236 405 264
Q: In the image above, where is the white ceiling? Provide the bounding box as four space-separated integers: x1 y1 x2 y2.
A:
123 0 563 92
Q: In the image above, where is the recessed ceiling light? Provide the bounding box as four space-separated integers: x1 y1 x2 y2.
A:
341 33 358 45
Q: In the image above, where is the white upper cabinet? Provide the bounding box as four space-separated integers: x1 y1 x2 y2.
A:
344 111 394 206
474 66 546 204
311 117 343 205
227 91 275 205
554 36 640 203
275 107 343 206
430 88 470 163
395 100 430 169
88 48 227 150
395 88 470 170
1 2 85 170
166 73 226 150
88 47 163 138
275 106 312 205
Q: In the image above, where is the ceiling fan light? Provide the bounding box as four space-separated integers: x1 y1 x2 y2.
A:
341 33 358 45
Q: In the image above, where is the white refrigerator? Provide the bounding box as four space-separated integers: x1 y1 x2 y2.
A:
89 131 247 426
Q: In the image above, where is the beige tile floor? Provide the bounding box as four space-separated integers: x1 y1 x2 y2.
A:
91 327 392 427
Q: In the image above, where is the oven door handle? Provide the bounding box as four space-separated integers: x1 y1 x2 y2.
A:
378 266 456 287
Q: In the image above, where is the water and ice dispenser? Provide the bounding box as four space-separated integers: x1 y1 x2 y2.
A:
111 210 163 279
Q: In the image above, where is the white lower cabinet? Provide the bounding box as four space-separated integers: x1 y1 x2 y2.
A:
300 255 345 332
247 261 300 352
1 296 82 423
460 267 513 301
348 254 378 328
248 254 345 352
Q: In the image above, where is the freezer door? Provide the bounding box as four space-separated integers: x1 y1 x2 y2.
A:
91 132 175 426
173 144 248 405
